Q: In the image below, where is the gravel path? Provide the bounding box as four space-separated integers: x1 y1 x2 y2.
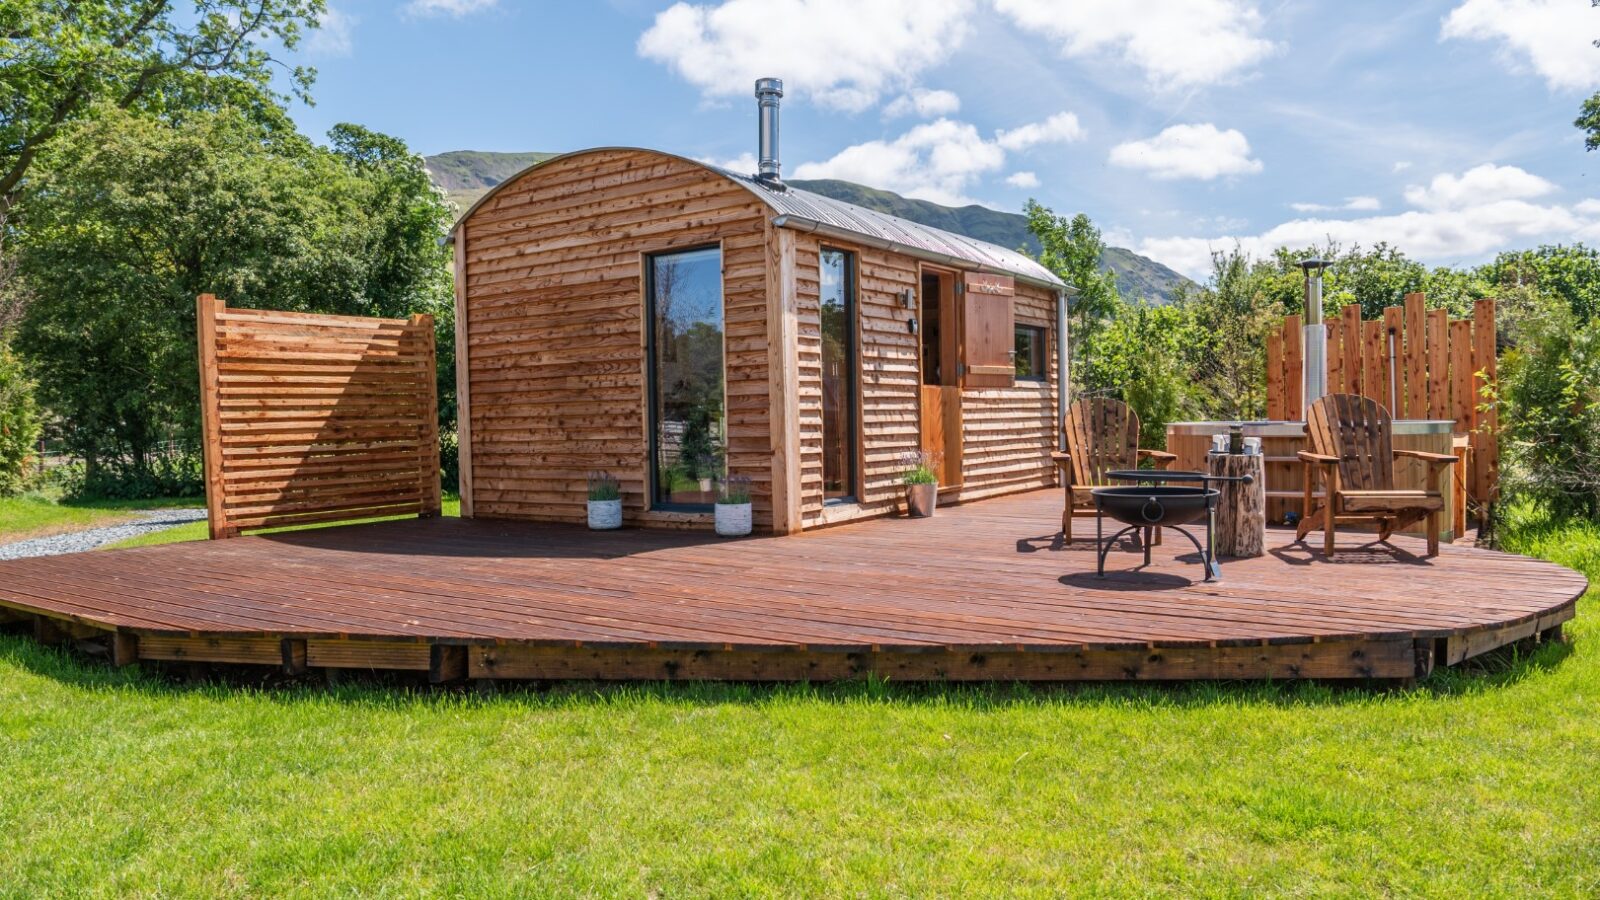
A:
0 508 207 560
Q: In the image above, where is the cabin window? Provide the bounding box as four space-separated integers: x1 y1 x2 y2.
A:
1015 324 1047 382
820 248 858 502
646 245 725 510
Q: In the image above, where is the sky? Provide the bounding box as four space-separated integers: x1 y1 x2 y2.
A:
285 0 1600 280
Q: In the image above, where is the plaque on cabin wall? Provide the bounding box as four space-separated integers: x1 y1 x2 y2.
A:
963 272 1015 296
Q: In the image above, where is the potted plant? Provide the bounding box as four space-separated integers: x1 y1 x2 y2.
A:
900 450 940 517
587 471 622 530
715 474 753 537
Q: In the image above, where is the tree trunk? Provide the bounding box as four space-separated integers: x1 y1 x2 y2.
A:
1208 452 1266 558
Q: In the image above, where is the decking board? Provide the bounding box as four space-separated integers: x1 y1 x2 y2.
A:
0 490 1584 681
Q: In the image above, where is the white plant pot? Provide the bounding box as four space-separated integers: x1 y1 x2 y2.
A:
715 502 752 537
698 477 713 492
588 498 622 530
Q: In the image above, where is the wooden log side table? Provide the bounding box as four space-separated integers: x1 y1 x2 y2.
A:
1206 452 1266 558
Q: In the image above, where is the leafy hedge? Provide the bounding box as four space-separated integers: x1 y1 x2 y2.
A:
0 344 41 496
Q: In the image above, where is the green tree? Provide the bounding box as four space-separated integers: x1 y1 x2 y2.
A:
1186 247 1281 420
1497 295 1600 518
1024 201 1119 389
1481 245 1600 324
0 341 40 494
0 0 324 213
1080 300 1201 448
14 105 452 480
1578 0 1600 151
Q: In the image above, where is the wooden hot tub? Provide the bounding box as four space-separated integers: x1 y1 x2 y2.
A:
1166 420 1461 540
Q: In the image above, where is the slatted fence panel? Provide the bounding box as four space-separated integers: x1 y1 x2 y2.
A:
198 294 441 538
1264 295 1499 524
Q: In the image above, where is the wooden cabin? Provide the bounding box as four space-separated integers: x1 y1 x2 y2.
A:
448 144 1068 534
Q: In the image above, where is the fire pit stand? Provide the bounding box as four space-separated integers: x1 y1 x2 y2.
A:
1093 470 1255 582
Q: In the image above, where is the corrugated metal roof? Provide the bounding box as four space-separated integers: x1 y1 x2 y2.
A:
717 168 1064 289
450 148 1065 290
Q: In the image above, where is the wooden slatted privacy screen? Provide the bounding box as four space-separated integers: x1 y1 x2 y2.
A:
197 294 441 539
1266 293 1498 515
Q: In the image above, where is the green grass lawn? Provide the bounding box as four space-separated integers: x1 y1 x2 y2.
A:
0 492 202 543
0 511 1595 896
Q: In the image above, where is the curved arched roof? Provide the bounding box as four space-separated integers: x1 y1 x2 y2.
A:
451 148 1066 291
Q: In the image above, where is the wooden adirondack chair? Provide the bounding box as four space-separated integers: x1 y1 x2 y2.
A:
1296 394 1458 557
1051 397 1176 541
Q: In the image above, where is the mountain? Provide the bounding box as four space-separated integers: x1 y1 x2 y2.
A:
785 178 1191 303
426 150 559 209
425 151 1192 303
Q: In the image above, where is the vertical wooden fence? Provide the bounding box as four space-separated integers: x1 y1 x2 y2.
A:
197 294 441 539
1266 294 1498 520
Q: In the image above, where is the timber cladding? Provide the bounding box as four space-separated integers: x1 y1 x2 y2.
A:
196 294 441 538
458 150 774 528
791 237 1060 526
959 282 1059 503
454 148 1063 533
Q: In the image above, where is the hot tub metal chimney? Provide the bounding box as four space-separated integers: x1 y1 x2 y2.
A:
755 77 784 187
1299 257 1331 414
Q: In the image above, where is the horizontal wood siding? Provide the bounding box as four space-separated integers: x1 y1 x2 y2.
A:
795 236 923 526
197 294 440 536
959 282 1059 501
794 241 1059 525
460 150 772 528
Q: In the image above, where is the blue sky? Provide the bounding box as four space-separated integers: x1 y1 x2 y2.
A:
286 0 1600 279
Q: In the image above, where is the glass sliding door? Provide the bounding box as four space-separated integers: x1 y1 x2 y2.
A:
647 246 725 509
819 248 857 502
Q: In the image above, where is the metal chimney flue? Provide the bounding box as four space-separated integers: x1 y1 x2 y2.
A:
755 77 783 187
1299 257 1331 415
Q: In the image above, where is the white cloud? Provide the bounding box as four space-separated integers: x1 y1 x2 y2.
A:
698 152 759 174
1290 196 1382 213
995 112 1085 151
885 89 961 118
1108 124 1263 181
792 118 1004 205
1393 161 1413 173
994 0 1277 90
1403 163 1557 210
791 111 1078 205
1441 0 1600 91
307 5 355 56
404 0 498 18
1005 171 1041 189
638 0 974 112
1132 164 1587 280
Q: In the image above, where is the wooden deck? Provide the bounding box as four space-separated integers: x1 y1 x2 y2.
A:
0 490 1584 682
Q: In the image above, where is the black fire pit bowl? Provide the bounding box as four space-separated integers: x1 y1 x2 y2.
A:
1091 486 1217 527
1090 485 1221 581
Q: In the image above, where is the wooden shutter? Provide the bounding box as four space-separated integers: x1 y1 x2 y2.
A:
962 272 1015 389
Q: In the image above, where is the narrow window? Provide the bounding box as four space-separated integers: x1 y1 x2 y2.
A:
820 248 858 502
1015 324 1047 382
647 246 724 510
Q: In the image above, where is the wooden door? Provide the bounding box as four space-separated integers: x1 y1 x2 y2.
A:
919 269 962 488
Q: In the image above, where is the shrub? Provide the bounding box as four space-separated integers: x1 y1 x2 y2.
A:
57 453 204 501
717 474 751 505
0 344 42 496
439 431 460 495
587 471 620 502
899 450 940 486
1497 297 1600 518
